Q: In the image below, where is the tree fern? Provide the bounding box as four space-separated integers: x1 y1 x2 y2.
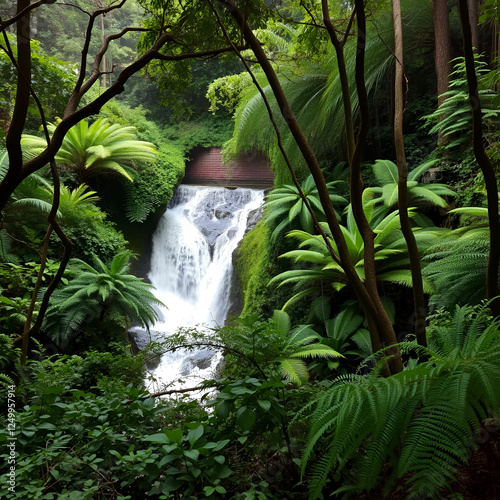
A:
22 119 157 184
423 56 500 148
366 159 456 221
270 206 441 308
300 304 500 498
43 253 163 347
423 227 497 311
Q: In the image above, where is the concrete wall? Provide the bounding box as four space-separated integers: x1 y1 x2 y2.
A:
183 148 274 188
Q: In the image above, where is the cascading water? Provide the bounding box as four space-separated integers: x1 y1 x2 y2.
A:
142 184 264 392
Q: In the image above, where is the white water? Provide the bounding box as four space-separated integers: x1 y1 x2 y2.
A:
143 185 264 392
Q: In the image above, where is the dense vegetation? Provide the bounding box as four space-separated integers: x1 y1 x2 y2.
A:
1 0 500 498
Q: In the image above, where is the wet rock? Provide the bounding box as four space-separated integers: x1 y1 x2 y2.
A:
179 350 215 376
215 209 232 219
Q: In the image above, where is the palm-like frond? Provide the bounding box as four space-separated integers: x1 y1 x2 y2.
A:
270 206 443 308
369 159 456 211
264 171 347 241
43 253 163 346
22 119 157 184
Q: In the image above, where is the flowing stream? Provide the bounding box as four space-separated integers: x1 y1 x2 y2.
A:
140 184 264 392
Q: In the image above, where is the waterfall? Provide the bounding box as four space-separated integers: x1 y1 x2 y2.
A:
142 184 264 391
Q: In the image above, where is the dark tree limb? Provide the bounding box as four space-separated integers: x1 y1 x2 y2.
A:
147 385 209 398
4 1 31 205
392 0 427 347
321 0 355 162
458 0 500 316
3 34 74 361
210 0 341 266
0 32 238 209
0 0 56 31
352 0 402 374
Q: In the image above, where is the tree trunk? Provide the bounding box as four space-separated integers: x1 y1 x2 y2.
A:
392 0 427 347
5 0 31 194
352 0 403 373
467 0 479 51
220 0 403 374
433 0 451 146
459 0 500 316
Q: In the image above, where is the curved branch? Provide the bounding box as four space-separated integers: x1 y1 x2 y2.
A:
0 35 237 209
0 0 55 31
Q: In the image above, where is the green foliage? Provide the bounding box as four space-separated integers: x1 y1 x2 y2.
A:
300 304 500 499
367 158 456 220
423 56 500 149
22 119 157 184
264 170 347 243
123 142 185 222
322 301 372 364
0 36 77 130
0 259 65 336
207 72 253 114
423 205 499 311
235 219 291 318
270 203 441 310
20 347 148 400
233 311 341 386
0 385 232 499
58 200 128 264
43 252 163 348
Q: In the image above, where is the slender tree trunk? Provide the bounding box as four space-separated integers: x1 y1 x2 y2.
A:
4 0 31 197
352 0 403 373
433 0 451 146
321 0 355 162
101 11 107 88
220 0 403 374
392 0 427 347
467 0 479 51
459 0 500 316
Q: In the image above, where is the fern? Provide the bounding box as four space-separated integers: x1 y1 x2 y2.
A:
300 304 500 499
423 232 496 311
43 253 163 347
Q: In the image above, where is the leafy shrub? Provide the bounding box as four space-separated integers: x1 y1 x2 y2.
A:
20 348 147 401
0 385 233 499
0 36 77 131
123 142 185 222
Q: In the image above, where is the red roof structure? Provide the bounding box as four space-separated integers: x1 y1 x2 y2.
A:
183 148 274 188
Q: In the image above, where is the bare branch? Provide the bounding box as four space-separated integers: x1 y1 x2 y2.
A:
79 26 155 99
152 44 245 60
0 0 56 31
147 385 210 398
70 0 128 103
